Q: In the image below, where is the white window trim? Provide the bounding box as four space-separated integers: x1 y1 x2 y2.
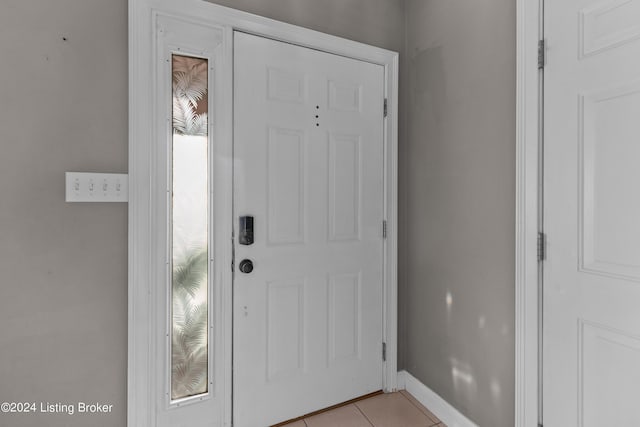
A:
515 0 541 426
128 1 399 426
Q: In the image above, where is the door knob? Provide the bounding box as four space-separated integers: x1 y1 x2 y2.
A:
239 259 254 274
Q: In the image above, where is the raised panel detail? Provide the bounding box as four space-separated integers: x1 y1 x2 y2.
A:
266 280 305 381
267 127 305 245
329 134 361 241
328 80 362 112
328 273 361 364
578 320 640 426
579 81 640 280
580 0 640 57
267 67 306 104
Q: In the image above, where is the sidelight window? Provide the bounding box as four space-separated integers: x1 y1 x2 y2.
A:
170 54 209 401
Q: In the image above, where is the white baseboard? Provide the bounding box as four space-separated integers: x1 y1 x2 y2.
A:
397 370 479 427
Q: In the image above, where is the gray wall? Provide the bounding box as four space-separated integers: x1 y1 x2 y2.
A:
0 1 404 427
401 1 516 426
206 0 405 53
0 1 128 426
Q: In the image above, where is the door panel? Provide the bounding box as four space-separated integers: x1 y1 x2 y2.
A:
544 0 640 425
233 32 385 427
266 127 305 245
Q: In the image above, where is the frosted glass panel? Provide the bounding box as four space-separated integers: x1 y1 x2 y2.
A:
171 55 209 400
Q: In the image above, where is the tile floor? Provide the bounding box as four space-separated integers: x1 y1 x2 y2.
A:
279 391 446 427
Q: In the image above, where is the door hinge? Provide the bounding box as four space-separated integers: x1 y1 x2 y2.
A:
538 39 545 69
383 98 388 117
382 220 387 239
537 232 547 262
382 342 387 362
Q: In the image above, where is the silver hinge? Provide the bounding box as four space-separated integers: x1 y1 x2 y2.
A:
538 39 545 69
537 232 547 262
382 220 387 238
382 342 387 362
383 98 388 117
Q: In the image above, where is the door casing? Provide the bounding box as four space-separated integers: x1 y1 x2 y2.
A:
515 0 542 426
128 1 399 426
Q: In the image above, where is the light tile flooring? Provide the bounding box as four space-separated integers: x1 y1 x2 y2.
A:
280 391 446 427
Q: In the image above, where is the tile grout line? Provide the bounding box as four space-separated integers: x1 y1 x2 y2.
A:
353 402 376 427
398 390 441 426
276 391 383 426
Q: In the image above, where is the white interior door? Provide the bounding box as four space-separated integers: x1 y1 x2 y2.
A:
233 32 385 427
544 1 640 425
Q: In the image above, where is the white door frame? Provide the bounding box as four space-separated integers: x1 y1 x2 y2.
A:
128 1 399 426
515 0 542 426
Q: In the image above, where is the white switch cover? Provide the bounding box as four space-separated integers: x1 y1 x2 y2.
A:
65 172 128 202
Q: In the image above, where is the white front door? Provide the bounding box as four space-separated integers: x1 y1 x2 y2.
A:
232 32 385 426
544 1 640 425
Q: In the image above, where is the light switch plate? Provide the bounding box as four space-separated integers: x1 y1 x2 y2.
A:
65 172 128 202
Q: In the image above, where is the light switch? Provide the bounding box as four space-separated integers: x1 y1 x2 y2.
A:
65 172 128 202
